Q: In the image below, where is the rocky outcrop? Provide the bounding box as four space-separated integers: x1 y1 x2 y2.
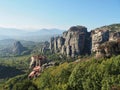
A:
0 40 29 56
50 26 91 57
109 32 120 41
96 40 120 58
12 41 26 55
50 24 120 58
91 29 109 52
41 41 50 53
91 24 120 58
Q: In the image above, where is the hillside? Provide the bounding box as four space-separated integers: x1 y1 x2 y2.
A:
0 24 120 90
0 39 50 57
0 39 36 49
2 55 120 90
0 55 30 89
94 24 120 32
0 40 31 56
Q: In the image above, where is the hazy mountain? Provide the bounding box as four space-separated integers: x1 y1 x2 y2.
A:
0 39 37 49
0 27 64 41
27 28 64 36
0 28 25 36
0 39 37 56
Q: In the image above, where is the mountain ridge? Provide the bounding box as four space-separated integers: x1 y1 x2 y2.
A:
0 27 64 41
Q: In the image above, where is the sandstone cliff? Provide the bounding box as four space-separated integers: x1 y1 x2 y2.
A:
49 24 120 58
50 26 91 57
96 40 120 58
91 24 120 58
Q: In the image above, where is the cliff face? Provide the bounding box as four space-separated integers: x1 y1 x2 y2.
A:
91 24 120 58
91 28 109 52
50 24 120 58
96 41 120 58
50 26 91 57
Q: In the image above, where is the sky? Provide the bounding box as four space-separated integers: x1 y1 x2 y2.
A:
0 0 120 31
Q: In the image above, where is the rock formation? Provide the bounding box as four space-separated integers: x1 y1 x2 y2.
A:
91 24 120 58
12 41 26 55
49 24 120 58
109 32 120 41
50 26 91 57
96 40 120 58
91 28 109 52
41 41 50 53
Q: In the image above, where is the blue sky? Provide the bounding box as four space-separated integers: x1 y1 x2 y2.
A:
0 0 120 31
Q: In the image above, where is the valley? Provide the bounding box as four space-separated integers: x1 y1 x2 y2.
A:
0 24 120 90
0 0 120 89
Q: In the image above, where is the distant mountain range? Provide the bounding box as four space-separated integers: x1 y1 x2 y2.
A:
0 27 64 42
0 39 36 48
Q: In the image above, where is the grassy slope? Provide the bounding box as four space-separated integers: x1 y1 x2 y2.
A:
0 55 30 89
2 55 120 90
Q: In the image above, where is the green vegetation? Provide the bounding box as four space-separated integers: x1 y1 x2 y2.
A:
99 23 120 32
0 55 30 71
0 55 30 89
2 55 120 90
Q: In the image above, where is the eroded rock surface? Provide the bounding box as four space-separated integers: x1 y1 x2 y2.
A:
50 26 91 57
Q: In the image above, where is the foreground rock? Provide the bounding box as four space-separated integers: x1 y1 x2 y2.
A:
28 55 56 78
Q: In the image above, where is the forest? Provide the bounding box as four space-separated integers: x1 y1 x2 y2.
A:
1 54 120 90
